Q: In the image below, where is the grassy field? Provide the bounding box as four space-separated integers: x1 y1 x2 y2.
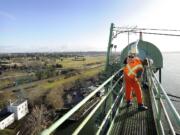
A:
27 66 104 107
0 56 105 89
57 55 105 69
0 55 106 135
0 71 28 77
0 55 105 109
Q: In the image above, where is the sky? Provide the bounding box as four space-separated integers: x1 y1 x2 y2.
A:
1 0 180 52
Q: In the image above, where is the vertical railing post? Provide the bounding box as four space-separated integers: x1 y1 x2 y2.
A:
105 23 114 71
157 89 162 122
159 68 162 83
109 79 114 129
109 79 113 124
102 80 111 122
156 69 162 121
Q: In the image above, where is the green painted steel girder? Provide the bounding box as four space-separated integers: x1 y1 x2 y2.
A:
105 23 114 71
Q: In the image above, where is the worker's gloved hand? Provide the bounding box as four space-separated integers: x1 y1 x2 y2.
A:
136 70 143 78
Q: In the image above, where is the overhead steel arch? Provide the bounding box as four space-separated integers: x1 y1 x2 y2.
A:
119 39 163 69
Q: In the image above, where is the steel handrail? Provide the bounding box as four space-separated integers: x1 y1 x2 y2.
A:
96 82 124 135
106 93 125 135
147 65 180 135
73 75 123 134
151 70 180 125
41 68 123 135
150 71 175 135
146 68 165 135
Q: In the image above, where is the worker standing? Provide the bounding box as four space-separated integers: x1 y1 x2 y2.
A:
123 54 148 111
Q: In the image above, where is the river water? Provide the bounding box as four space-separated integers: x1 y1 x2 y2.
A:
162 52 180 113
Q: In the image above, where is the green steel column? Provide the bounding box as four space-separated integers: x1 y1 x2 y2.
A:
105 23 114 71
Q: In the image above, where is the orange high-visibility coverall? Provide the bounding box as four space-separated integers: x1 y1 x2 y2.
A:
123 57 143 104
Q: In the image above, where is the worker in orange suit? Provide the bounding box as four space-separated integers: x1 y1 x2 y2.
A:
123 54 148 111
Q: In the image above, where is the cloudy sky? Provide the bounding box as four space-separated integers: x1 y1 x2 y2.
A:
0 0 180 52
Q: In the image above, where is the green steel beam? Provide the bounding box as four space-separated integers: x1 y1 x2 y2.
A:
105 23 114 71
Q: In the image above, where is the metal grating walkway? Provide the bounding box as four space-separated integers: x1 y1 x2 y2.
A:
110 88 157 135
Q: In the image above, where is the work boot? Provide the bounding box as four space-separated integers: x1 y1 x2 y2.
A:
138 104 148 111
127 101 133 107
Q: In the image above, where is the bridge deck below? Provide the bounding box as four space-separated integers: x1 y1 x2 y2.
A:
110 88 157 135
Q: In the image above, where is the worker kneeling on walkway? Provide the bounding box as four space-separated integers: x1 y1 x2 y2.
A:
123 54 148 111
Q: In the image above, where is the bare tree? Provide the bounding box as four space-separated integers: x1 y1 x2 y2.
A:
19 105 52 135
